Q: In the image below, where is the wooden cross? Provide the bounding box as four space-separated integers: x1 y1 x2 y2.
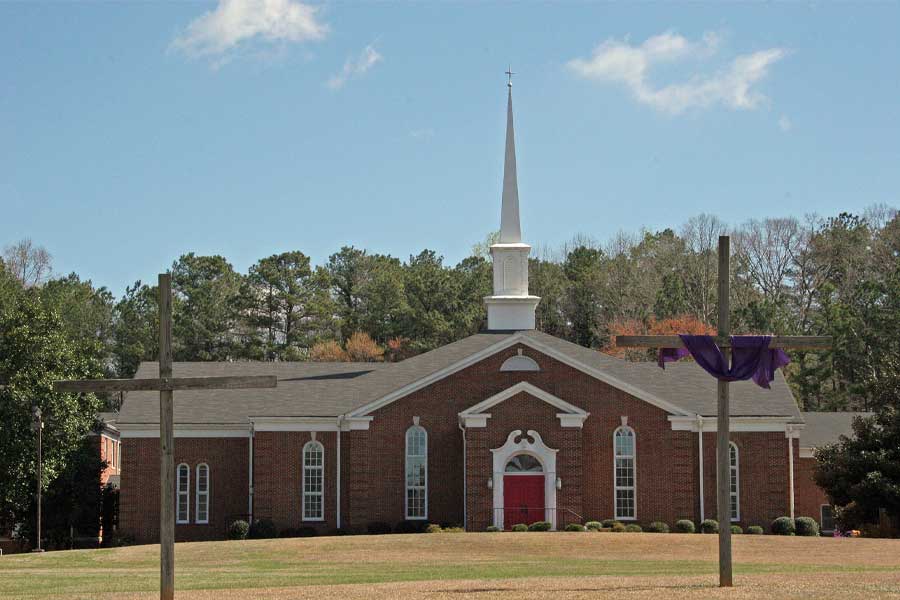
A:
617 236 830 588
54 274 276 600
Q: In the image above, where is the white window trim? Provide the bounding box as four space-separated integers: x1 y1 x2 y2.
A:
302 441 325 522
176 463 190 524
729 442 740 522
405 425 428 520
195 463 210 525
613 426 637 521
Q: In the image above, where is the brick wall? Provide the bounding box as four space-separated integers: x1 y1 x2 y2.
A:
120 437 249 543
795 455 828 524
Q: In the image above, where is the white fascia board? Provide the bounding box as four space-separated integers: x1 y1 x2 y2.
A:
341 416 373 431
119 424 250 438
250 416 340 432
669 416 800 432
350 333 691 419
460 413 491 428
460 381 587 417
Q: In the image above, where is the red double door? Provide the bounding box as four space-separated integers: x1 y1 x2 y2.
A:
503 474 545 530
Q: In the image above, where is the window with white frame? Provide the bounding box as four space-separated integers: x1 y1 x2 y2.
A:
405 426 428 519
729 442 740 522
614 427 636 520
195 463 210 524
302 441 324 521
176 463 190 524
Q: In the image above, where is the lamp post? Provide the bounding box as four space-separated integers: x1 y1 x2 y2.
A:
32 406 44 553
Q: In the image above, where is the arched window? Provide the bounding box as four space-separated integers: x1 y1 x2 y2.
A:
505 454 543 473
405 426 428 520
729 442 740 522
302 441 324 521
195 463 210 524
614 427 636 520
176 463 190 524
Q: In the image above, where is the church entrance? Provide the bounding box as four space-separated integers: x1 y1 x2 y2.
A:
503 454 545 529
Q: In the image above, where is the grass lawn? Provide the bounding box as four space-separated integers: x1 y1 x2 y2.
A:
2 532 899 599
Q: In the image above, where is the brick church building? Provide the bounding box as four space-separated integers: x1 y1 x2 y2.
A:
117 83 838 542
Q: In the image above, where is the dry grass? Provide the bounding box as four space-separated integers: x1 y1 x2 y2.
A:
2 532 899 599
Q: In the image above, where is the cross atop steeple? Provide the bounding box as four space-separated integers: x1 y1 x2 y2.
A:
505 66 515 87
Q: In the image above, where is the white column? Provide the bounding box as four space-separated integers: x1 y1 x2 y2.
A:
787 429 795 520
697 416 705 522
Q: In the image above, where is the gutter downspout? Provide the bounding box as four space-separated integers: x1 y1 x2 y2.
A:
787 425 795 520
459 420 467 531
248 422 255 521
697 414 705 522
336 416 343 530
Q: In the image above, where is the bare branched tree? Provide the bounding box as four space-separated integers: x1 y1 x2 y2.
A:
3 238 52 287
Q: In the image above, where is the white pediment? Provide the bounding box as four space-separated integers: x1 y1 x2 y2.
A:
458 381 589 428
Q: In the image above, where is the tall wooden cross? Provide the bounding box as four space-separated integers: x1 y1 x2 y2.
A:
617 235 830 588
54 274 277 600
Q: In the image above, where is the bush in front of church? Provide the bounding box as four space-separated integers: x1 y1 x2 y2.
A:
248 518 278 539
511 523 528 532
771 516 796 536
646 521 670 533
527 521 552 531
486 525 501 532
585 521 602 531
601 519 618 528
674 519 696 534
731 525 743 534
700 519 719 534
746 525 764 535
564 523 586 532
624 524 642 533
795 517 820 536
227 520 249 540
610 522 627 533
394 520 429 534
367 521 392 535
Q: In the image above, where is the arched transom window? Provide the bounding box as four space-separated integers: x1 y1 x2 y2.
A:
302 441 324 521
195 463 210 524
729 442 740 522
176 463 190 524
405 426 428 520
505 454 543 473
614 427 636 520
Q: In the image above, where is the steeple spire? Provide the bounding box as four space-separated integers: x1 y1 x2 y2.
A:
500 78 521 244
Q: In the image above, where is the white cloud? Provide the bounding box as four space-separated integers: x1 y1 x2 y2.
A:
327 45 382 90
778 115 792 132
171 0 328 59
567 31 786 114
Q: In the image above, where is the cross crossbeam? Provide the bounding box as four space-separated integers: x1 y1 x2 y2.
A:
616 235 830 588
53 273 277 600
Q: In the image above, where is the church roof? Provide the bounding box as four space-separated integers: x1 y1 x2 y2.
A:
117 330 801 426
799 411 873 448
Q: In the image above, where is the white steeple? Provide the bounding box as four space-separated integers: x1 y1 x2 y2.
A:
484 73 540 331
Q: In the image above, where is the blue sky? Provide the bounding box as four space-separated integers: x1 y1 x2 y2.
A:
2 1 899 296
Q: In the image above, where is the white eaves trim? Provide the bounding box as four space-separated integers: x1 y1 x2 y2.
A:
348 333 692 419
458 382 588 428
119 424 249 438
799 447 815 458
669 416 803 433
249 416 373 432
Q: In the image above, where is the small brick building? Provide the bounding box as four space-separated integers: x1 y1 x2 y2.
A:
116 84 842 543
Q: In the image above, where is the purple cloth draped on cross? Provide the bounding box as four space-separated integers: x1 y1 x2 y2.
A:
658 335 790 389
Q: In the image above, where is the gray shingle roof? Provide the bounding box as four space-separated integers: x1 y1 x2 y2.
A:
117 330 802 425
799 412 873 448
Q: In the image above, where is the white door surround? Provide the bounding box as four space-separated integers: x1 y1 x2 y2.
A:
491 429 558 530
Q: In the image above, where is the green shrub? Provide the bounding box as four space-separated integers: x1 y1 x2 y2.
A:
700 519 719 534
512 523 528 532
486 525 501 532
771 516 795 536
248 518 278 539
227 520 249 540
394 520 429 534
367 522 392 535
610 522 627 533
585 521 602 531
425 524 443 534
674 519 695 534
646 521 670 533
442 527 465 533
624 524 642 533
746 525 764 535
731 525 743 534
565 523 586 532
528 521 552 532
103 532 136 547
601 519 618 528
795 517 819 537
